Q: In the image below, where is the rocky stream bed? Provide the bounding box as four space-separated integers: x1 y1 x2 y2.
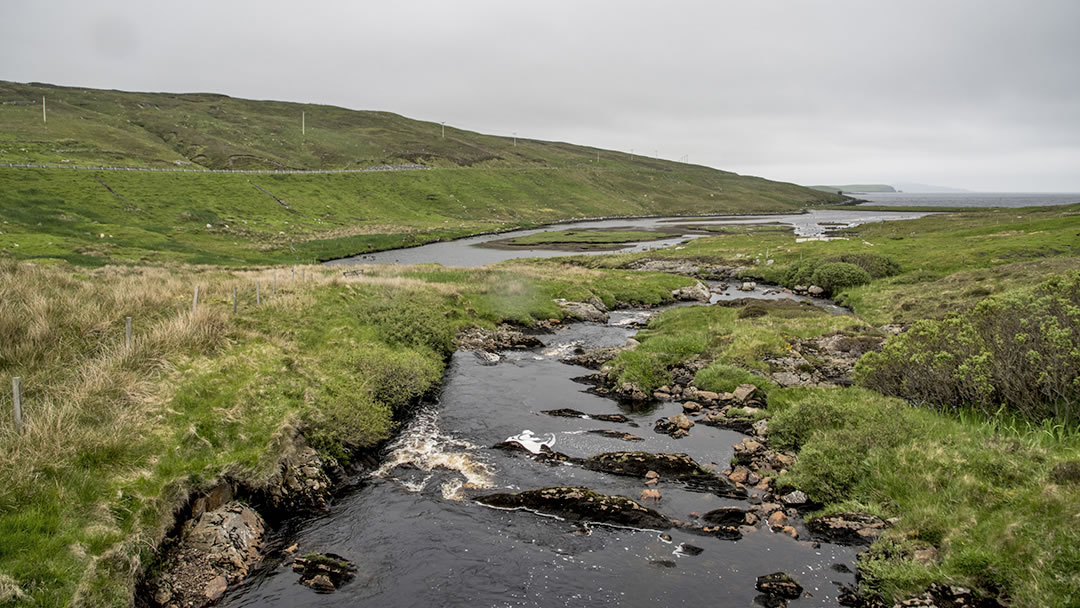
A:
141 281 939 608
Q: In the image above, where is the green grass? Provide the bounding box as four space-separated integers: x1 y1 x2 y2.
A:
0 260 699 606
605 298 865 392
767 386 1080 607
0 80 844 266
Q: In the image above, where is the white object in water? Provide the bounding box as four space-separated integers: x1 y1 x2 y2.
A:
506 430 556 454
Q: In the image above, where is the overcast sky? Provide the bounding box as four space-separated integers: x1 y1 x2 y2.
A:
2 0 1079 191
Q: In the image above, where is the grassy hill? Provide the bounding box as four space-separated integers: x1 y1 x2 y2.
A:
0 81 844 266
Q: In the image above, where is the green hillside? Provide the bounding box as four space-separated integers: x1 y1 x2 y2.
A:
0 81 844 266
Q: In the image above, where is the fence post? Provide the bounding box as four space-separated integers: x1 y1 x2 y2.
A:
12 377 22 431
256 281 261 305
125 317 132 348
273 273 277 296
233 287 238 313
192 285 200 313
291 268 295 282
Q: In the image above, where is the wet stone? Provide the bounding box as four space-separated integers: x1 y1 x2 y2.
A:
701 506 749 527
293 553 358 593
586 429 644 441
477 487 672 529
755 571 804 599
807 512 889 546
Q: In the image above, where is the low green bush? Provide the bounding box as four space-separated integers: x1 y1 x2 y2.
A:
810 262 872 295
824 253 902 279
856 272 1080 424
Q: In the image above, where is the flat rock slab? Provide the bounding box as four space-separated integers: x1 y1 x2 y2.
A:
477 486 671 529
584 451 747 499
542 408 632 423
807 512 888 545
587 429 645 441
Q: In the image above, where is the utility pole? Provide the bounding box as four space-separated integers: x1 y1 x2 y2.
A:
630 149 634 160
441 122 446 138
513 132 517 147
596 151 600 163
42 96 46 123
302 111 305 135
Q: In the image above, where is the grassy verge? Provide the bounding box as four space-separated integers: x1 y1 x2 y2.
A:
0 260 694 606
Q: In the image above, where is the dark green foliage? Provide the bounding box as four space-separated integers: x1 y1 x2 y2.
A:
856 272 1080 424
810 262 871 295
823 253 902 279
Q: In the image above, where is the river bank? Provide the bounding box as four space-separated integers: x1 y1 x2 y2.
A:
2 204 1077 606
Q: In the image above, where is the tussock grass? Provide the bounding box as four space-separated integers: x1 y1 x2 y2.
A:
767 386 1080 606
607 299 864 392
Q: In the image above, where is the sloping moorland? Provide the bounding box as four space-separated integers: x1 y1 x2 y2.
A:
0 81 842 266
1 81 1078 607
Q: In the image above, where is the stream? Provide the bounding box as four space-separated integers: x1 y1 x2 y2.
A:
324 208 932 267
222 286 858 607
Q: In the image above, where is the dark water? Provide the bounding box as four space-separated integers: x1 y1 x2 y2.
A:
856 191 1080 208
223 298 859 608
325 209 931 267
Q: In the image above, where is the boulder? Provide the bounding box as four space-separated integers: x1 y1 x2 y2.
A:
695 390 721 402
583 452 745 498
293 553 357 593
807 512 889 545
563 346 623 370
755 572 804 599
556 299 610 323
733 383 760 403
263 447 333 513
457 324 544 351
781 490 807 505
542 409 631 423
767 511 789 529
702 507 749 527
682 401 703 414
477 487 671 529
738 281 757 292
671 281 711 302
807 285 825 296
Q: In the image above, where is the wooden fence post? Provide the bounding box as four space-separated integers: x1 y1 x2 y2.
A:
273 273 277 296
192 285 199 313
12 377 22 431
256 281 261 305
125 317 132 348
233 287 238 313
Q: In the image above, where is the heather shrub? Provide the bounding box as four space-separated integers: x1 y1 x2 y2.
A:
810 262 871 295
856 272 1080 424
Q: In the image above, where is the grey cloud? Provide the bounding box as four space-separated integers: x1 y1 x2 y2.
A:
1 0 1078 190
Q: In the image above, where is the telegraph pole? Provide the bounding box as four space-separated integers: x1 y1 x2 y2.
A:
441 122 445 138
42 96 46 123
513 132 517 147
302 111 305 135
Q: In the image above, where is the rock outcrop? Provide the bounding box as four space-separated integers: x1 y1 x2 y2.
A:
147 502 265 608
477 487 671 529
